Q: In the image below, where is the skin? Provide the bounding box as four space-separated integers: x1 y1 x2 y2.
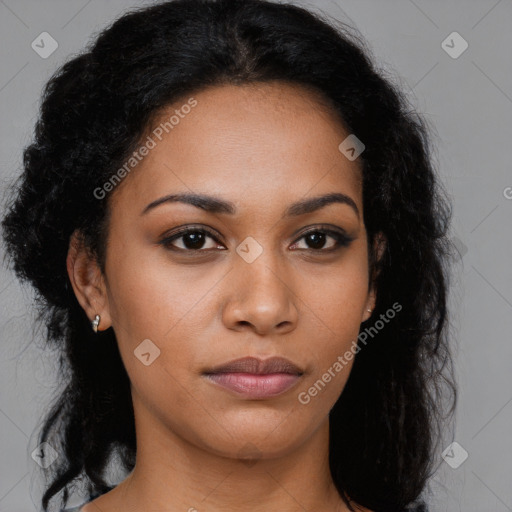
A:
67 81 385 512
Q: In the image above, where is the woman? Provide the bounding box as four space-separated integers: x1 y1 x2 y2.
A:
1 0 456 511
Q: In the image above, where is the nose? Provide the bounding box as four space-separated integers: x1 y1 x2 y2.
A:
222 254 299 336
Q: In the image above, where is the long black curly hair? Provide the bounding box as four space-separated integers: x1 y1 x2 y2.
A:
1 1 457 511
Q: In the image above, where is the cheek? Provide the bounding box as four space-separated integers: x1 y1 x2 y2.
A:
301 250 369 333
104 243 216 399
295 253 369 399
105 238 202 340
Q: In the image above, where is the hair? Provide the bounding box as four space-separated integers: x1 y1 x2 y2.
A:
1 1 457 511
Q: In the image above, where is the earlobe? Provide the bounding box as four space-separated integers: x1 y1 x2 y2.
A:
66 230 111 331
363 291 376 323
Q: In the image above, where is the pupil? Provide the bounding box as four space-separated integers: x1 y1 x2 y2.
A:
184 232 205 249
307 232 325 249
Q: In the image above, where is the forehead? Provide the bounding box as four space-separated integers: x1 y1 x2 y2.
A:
110 82 363 217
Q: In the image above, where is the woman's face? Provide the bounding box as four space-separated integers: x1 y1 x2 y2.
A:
86 82 377 459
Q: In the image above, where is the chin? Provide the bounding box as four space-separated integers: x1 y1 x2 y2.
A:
196 415 314 460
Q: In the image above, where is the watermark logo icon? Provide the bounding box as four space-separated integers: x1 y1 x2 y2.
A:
134 338 161 366
31 442 59 468
442 32 468 59
339 134 365 161
31 32 58 59
236 237 263 264
442 441 469 469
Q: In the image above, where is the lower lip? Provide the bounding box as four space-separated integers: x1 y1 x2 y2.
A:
204 372 301 399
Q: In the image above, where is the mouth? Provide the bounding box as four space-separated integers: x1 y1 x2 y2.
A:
203 356 304 399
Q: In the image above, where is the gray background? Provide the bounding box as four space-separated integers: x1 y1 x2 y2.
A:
0 0 511 511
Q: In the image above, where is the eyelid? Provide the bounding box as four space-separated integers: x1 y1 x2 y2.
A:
293 223 350 239
163 224 222 239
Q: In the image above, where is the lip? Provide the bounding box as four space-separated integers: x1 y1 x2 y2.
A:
203 356 304 399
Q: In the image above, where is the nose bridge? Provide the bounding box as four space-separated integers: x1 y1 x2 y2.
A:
236 236 290 300
224 235 297 333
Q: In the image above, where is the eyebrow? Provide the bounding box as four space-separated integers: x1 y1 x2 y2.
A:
141 192 359 218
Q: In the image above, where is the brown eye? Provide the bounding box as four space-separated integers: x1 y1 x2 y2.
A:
160 228 223 252
290 228 354 252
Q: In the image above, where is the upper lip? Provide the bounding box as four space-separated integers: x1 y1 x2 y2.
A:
204 356 304 375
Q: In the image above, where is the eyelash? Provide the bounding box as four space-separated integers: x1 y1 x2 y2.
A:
159 225 354 254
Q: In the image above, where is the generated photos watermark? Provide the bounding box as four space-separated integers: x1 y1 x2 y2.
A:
93 97 198 200
298 301 402 405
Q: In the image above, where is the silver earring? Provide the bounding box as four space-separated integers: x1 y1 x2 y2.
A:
91 314 100 333
367 309 372 313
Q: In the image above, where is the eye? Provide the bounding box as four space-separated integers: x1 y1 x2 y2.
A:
160 227 223 252
290 227 354 252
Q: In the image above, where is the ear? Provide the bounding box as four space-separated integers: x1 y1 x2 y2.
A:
66 229 112 331
362 231 387 323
